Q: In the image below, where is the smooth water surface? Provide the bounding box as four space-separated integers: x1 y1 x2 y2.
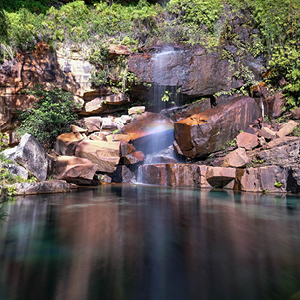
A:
0 185 300 300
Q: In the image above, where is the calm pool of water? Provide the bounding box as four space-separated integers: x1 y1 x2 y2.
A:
0 185 300 300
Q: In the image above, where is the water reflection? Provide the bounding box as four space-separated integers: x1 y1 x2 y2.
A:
0 200 8 227
0 186 300 300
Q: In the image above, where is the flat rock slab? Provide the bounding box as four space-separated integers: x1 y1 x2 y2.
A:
13 180 77 195
75 140 120 173
237 131 258 150
56 156 98 185
174 96 261 158
277 120 298 138
55 132 83 155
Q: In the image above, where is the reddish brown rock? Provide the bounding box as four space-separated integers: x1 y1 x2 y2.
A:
123 151 145 165
205 167 236 188
56 156 98 185
78 117 102 133
81 93 129 115
146 156 177 164
106 134 131 143
166 164 200 187
268 91 285 117
198 165 213 188
240 166 287 193
128 106 145 115
109 44 132 57
120 139 136 157
70 124 87 134
75 140 120 173
55 132 83 155
291 107 300 120
237 132 258 150
174 96 261 158
258 127 277 140
89 133 107 141
137 164 167 185
222 148 250 168
277 120 298 138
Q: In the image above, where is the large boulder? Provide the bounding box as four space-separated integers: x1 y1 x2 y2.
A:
56 156 98 185
2 133 51 181
205 167 236 188
55 132 83 155
137 164 168 185
75 140 120 173
174 96 261 158
222 148 250 168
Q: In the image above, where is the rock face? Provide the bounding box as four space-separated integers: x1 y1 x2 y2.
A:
56 156 98 185
75 140 120 173
174 96 261 158
128 48 263 98
2 133 51 181
239 166 287 193
166 164 201 187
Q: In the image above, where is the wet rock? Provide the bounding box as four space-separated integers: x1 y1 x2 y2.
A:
205 166 236 188
166 164 200 187
75 140 120 173
120 140 136 157
122 151 145 165
137 164 167 185
121 112 174 155
128 106 145 115
55 132 83 155
112 165 136 183
56 156 98 185
240 166 287 193
13 180 77 195
2 133 51 181
237 132 258 150
222 148 250 168
128 48 263 98
161 99 211 122
174 96 261 158
146 155 177 164
277 120 298 138
258 127 277 140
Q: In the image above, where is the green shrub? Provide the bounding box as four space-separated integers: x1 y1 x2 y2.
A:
16 85 79 150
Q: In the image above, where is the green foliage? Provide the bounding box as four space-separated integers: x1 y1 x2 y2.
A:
274 181 283 188
16 86 79 150
222 138 237 150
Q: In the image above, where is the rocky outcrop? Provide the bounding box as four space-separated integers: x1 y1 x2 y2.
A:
55 132 83 156
75 140 120 173
56 156 98 185
13 180 77 195
128 48 263 98
2 133 51 181
174 96 261 158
